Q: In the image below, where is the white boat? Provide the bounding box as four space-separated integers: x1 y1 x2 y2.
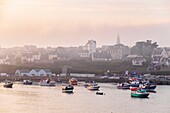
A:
23 80 33 85
40 79 56 86
87 83 100 90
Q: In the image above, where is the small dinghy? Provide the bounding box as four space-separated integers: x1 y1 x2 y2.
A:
23 80 33 85
3 81 13 88
62 84 74 93
96 91 105 95
40 78 56 86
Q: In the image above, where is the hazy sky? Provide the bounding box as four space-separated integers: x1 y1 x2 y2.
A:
0 0 170 48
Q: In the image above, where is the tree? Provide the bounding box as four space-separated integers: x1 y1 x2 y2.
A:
131 40 158 58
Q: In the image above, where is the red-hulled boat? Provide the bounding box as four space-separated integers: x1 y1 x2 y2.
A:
130 87 138 91
69 78 77 85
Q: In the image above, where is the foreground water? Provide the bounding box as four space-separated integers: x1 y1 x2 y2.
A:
0 83 169 113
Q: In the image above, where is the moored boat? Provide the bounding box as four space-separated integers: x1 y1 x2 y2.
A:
40 78 56 86
62 84 74 93
84 81 97 88
69 78 77 85
131 90 149 98
117 83 130 89
140 84 157 92
87 83 100 90
23 80 33 85
130 81 140 87
96 91 105 95
130 87 138 91
3 81 13 88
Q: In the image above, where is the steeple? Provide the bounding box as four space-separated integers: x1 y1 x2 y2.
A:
116 33 121 44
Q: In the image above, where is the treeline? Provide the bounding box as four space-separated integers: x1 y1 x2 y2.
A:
131 40 158 58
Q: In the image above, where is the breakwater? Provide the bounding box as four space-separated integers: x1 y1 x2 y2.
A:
0 76 170 85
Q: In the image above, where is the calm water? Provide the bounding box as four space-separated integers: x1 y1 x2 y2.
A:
0 83 170 113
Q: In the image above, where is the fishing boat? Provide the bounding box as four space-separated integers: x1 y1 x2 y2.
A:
23 80 33 85
40 78 56 86
130 87 138 91
87 83 100 90
84 81 97 88
117 83 130 89
3 81 13 88
62 84 74 93
69 78 77 85
131 90 149 98
130 81 140 87
140 84 157 92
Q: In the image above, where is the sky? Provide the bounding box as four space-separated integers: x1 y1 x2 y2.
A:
0 0 170 48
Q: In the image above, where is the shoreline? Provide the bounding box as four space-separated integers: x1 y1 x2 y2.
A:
0 76 170 85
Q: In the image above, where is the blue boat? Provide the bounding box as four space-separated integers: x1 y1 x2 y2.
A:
140 84 157 92
130 81 140 87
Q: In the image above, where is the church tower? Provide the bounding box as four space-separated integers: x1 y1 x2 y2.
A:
116 33 121 44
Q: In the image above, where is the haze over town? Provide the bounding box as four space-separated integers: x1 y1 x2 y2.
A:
0 0 170 48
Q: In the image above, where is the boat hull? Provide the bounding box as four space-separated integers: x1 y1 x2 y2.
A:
3 83 13 88
40 83 56 86
117 86 130 89
141 85 157 92
96 91 104 95
130 87 138 91
62 85 74 93
69 81 77 85
40 82 56 86
131 92 149 98
23 80 33 85
87 86 100 90
62 90 73 93
69 78 78 85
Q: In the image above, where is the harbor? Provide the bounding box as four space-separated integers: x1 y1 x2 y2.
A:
0 74 170 85
0 82 169 113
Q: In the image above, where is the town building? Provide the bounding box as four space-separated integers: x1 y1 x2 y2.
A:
15 69 52 76
106 34 130 60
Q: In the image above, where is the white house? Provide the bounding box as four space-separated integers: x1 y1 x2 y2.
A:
151 48 169 65
32 53 41 61
29 69 39 76
78 52 90 58
105 34 130 60
85 40 97 54
38 69 52 76
15 69 30 76
48 54 58 60
132 57 146 66
15 69 52 76
21 52 41 63
0 55 16 65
